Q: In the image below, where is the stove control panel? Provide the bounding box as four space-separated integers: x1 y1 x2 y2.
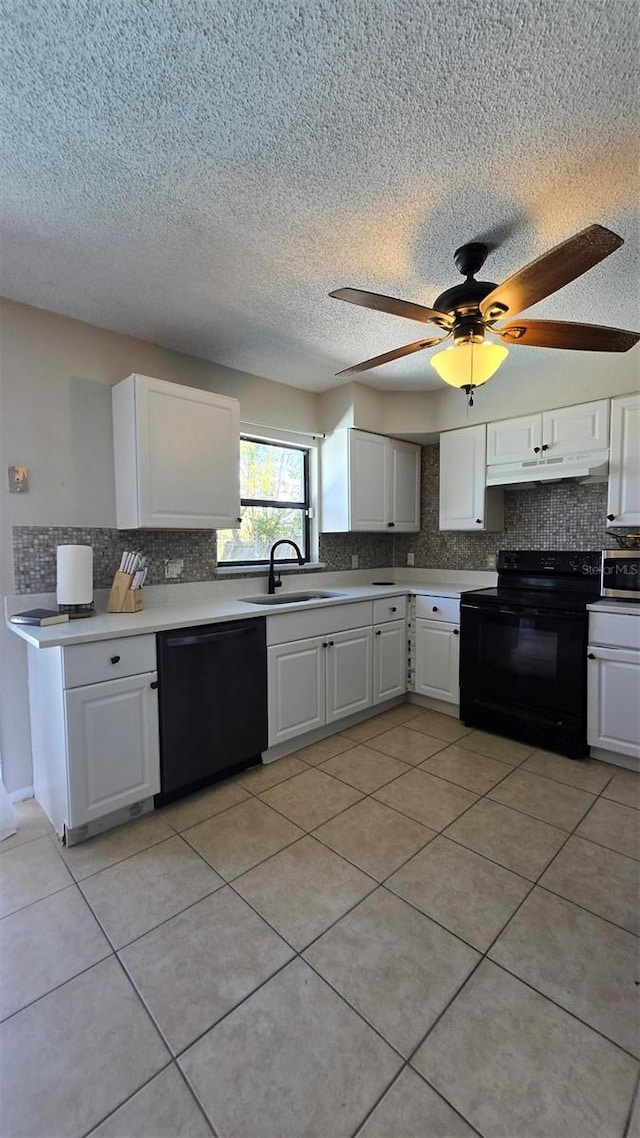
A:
497 550 601 577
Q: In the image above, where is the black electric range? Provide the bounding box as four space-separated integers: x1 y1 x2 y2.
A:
460 550 602 758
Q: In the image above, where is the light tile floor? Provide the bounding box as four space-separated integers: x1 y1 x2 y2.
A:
1 705 639 1138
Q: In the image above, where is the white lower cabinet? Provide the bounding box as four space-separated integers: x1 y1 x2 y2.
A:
326 628 373 723
267 637 325 744
414 618 460 704
27 634 160 839
373 621 406 705
587 646 640 760
268 627 373 745
65 673 160 827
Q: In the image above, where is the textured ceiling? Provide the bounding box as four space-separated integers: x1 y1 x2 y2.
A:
1 0 638 392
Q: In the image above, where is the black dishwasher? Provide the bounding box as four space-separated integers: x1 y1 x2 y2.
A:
155 618 267 805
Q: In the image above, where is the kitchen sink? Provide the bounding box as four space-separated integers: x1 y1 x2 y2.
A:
242 591 345 605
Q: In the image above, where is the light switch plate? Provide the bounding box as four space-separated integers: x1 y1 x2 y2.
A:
8 465 29 493
407 552 415 566
351 554 359 569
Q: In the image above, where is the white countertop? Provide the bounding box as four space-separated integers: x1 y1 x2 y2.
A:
5 569 494 649
587 599 640 616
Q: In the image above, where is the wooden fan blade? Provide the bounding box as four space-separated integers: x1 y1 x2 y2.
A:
330 287 453 329
495 319 640 352
335 335 449 378
480 224 624 321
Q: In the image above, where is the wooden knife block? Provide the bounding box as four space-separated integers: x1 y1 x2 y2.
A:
107 570 144 613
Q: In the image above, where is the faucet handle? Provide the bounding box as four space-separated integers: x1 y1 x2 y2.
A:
274 572 282 589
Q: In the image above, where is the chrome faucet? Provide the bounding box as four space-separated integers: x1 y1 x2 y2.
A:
267 540 304 594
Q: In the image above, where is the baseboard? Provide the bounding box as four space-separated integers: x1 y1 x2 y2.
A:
407 693 460 719
589 747 639 772
8 785 34 804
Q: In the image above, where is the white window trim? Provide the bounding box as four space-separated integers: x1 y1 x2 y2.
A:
215 425 321 572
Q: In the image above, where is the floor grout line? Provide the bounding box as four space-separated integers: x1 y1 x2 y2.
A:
4 714 639 1138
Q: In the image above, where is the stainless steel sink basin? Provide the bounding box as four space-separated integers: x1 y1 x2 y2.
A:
243 591 345 606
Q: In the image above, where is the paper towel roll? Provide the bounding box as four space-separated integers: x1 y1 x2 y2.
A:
56 545 93 605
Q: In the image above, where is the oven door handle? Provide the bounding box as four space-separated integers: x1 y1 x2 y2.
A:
462 604 582 620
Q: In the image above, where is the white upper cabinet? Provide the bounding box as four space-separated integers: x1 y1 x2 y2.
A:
543 400 610 457
607 392 640 527
487 399 610 465
389 438 421 531
112 374 241 529
321 429 420 532
439 424 504 531
487 414 542 464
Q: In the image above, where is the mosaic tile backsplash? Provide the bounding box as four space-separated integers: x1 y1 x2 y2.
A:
392 443 632 570
12 527 393 593
11 445 633 592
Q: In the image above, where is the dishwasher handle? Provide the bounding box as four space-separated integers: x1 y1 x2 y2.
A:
166 626 258 648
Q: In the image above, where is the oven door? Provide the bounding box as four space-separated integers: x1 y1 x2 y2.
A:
460 601 589 756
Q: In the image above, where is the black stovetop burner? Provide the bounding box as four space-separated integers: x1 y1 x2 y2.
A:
464 550 602 610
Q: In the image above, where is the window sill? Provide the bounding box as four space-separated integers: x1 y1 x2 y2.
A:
214 562 326 579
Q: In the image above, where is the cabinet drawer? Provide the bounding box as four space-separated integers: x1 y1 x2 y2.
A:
414 594 460 623
62 635 157 688
589 613 640 651
373 596 407 624
267 601 373 646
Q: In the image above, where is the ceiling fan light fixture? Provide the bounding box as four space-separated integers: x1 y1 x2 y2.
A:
430 340 509 390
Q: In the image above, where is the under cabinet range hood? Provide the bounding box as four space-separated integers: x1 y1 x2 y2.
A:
486 450 609 488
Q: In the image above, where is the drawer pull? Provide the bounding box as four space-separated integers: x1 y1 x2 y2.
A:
587 652 596 660
390 606 397 613
533 446 541 454
322 642 328 648
432 606 438 612
150 680 159 689
606 513 615 521
387 521 395 527
328 640 335 647
110 655 121 664
453 629 459 636
475 519 482 525
375 630 381 636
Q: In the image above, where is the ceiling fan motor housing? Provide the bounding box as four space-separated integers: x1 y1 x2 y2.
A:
433 242 497 343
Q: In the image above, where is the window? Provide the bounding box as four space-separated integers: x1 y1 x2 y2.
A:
217 437 311 565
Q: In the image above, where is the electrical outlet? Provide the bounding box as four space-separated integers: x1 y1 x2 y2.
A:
486 553 497 570
8 465 29 493
164 558 184 579
407 552 415 567
351 554 359 569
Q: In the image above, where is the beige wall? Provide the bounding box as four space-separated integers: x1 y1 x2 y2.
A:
380 350 640 438
0 299 319 794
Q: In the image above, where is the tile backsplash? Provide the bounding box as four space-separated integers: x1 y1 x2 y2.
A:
392 443 629 570
12 526 393 594
10 444 634 591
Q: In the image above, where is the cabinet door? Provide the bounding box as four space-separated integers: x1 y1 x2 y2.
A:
487 414 542 464
587 647 640 758
543 400 610 457
414 619 460 703
349 431 389 531
607 393 640 528
65 672 160 828
326 627 373 723
267 637 325 746
440 424 502 530
136 375 240 528
373 621 406 704
389 439 420 531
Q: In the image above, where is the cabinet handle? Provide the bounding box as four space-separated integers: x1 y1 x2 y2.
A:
322 642 328 648
475 519 482 525
607 513 615 521
150 680 159 689
387 521 395 527
390 606 397 613
533 446 541 454
328 640 334 647
237 517 242 524
453 629 459 636
432 606 438 612
542 444 549 451
375 630 381 636
587 653 596 660
109 655 121 664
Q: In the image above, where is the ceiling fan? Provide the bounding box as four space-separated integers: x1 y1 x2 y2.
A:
329 224 639 403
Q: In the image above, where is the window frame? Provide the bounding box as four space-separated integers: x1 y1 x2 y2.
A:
217 435 312 567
